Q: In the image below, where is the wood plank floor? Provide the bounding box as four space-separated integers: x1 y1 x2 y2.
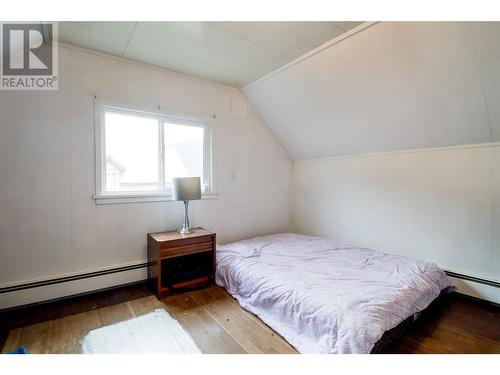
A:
389 292 500 354
1 284 498 354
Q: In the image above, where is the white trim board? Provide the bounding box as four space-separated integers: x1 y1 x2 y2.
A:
242 21 379 91
293 142 500 165
94 192 218 205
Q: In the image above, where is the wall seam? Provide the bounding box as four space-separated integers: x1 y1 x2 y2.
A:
121 22 138 58
69 48 74 278
470 24 497 281
469 24 494 141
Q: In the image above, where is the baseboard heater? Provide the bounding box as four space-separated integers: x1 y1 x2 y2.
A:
0 263 497 294
443 270 499 288
0 262 149 294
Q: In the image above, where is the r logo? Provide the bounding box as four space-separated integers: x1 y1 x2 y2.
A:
2 23 53 76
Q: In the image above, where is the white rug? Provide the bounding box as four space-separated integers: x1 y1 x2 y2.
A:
81 309 201 354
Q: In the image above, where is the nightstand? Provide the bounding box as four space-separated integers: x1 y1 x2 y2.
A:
147 227 216 298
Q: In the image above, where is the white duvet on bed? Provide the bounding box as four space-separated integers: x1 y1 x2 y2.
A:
216 233 451 354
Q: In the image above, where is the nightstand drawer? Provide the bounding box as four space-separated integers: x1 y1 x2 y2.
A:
160 241 214 259
159 234 214 249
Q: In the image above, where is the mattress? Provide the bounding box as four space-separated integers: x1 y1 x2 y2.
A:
216 233 452 354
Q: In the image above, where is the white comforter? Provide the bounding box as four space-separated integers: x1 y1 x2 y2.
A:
216 233 451 354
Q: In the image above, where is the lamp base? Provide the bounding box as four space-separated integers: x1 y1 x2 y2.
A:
178 226 194 235
178 200 194 234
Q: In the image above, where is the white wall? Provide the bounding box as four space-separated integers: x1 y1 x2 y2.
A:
245 22 500 159
293 144 500 303
0 44 291 308
243 21 500 302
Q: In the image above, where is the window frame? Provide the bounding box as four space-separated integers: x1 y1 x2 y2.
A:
94 100 215 204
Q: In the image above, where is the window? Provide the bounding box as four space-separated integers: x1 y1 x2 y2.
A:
95 101 213 203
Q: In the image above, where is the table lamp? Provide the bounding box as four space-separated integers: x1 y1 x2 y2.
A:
172 177 201 234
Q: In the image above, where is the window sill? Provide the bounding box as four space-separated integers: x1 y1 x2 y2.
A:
94 192 218 205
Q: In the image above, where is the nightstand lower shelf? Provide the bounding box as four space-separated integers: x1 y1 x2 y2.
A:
170 275 210 289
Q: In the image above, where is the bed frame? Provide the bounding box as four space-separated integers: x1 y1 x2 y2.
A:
370 288 453 353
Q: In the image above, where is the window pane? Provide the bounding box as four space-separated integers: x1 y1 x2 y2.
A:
105 112 159 192
164 123 204 187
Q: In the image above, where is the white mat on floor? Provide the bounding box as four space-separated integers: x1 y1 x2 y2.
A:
81 309 201 354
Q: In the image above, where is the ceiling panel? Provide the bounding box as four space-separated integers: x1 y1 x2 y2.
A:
130 23 200 58
302 22 345 45
275 22 320 37
123 40 166 67
88 28 130 56
208 21 274 42
253 26 298 51
178 23 246 54
58 21 363 88
59 22 90 49
277 38 314 59
83 22 137 36
333 21 366 31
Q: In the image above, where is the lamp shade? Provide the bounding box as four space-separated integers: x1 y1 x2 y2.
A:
172 177 201 201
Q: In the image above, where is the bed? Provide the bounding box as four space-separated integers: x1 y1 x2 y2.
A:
215 233 452 354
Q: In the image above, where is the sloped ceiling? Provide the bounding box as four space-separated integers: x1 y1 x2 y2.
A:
244 22 500 160
58 21 362 88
